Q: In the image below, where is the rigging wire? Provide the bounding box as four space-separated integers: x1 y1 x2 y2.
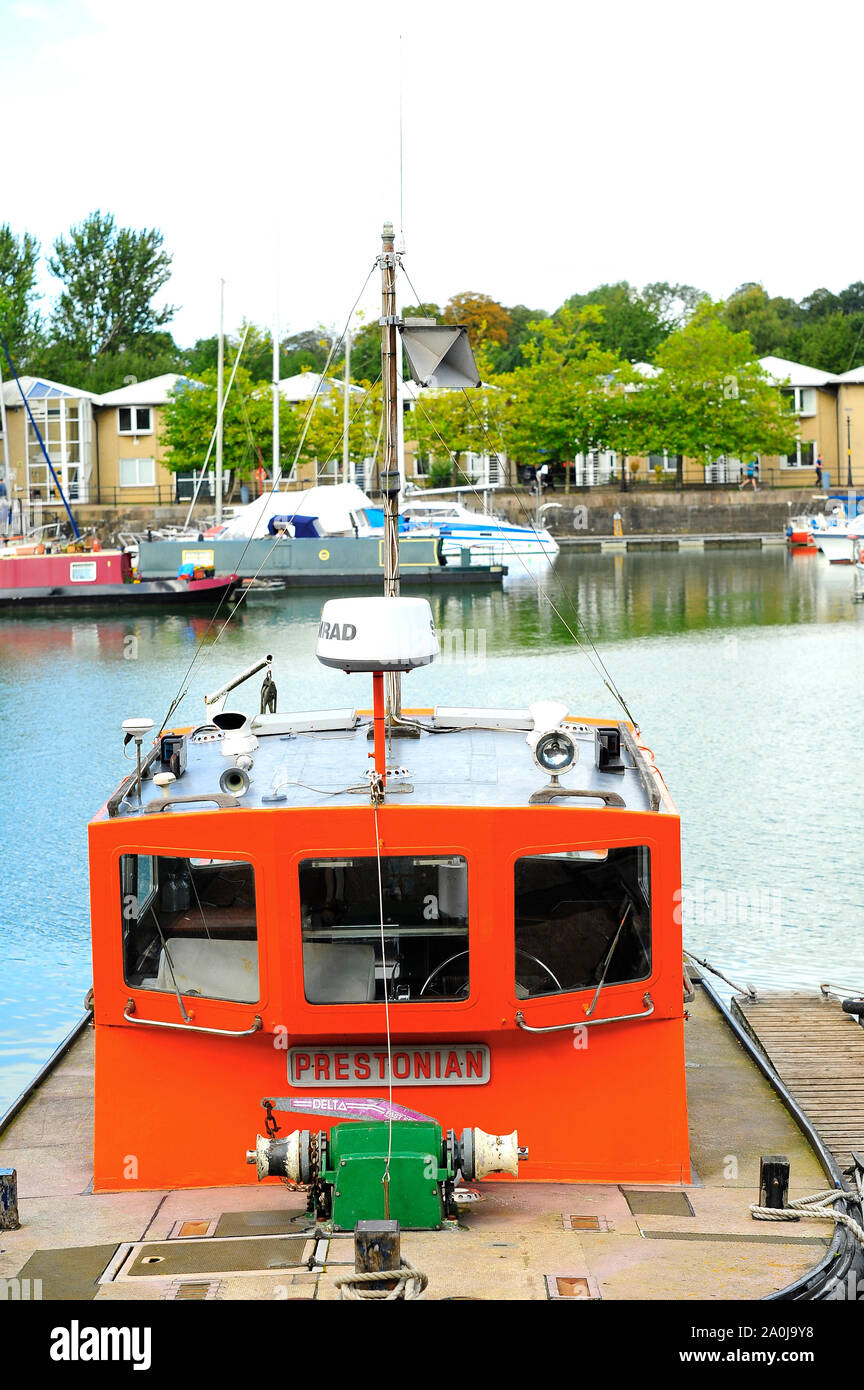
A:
372 797 394 1207
181 324 251 530
397 262 638 723
156 263 378 734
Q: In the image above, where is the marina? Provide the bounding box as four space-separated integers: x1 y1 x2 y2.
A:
1 532 863 1306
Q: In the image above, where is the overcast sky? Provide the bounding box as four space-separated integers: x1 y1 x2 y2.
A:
3 0 863 349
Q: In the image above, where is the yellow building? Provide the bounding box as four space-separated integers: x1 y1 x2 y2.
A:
95 374 192 505
0 375 99 515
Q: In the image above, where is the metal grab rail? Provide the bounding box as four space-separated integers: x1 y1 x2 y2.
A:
515 992 654 1033
124 1000 262 1037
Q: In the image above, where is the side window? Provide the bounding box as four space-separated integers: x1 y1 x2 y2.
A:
299 855 468 1003
120 855 258 1003
514 847 651 999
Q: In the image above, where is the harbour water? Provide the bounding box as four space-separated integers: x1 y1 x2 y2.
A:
1 547 862 1114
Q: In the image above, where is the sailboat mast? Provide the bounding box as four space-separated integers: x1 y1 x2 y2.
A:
379 220 401 719
215 279 225 524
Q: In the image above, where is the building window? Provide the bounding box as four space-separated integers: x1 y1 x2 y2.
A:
299 855 469 1003
120 855 259 1003
118 406 152 434
780 441 816 469
119 457 156 487
782 387 817 417
514 847 651 998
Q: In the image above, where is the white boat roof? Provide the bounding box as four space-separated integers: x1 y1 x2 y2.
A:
214 483 374 540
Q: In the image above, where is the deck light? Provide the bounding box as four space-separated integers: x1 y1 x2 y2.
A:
533 730 576 775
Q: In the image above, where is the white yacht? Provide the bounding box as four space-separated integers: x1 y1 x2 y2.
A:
399 495 559 570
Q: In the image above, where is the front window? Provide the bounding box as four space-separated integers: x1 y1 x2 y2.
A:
120 855 258 1002
299 855 469 1003
514 847 651 998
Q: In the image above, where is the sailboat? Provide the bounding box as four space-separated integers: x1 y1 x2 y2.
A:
1 224 863 1306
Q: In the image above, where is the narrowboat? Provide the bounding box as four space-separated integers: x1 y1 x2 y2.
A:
0 543 240 609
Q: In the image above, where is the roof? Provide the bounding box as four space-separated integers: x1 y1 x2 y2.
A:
97 374 193 406
832 364 864 384
278 372 363 402
1 375 102 406
759 356 839 388
106 711 662 819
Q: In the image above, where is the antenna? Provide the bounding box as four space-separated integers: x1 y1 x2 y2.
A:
398 33 405 252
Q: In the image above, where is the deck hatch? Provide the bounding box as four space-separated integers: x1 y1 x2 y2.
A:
622 1189 695 1218
112 1235 315 1280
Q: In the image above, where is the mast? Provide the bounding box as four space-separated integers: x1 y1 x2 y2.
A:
215 279 225 524
272 302 280 487
342 329 352 485
379 221 401 720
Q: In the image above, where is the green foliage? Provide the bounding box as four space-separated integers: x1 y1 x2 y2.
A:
409 387 497 479
299 385 381 474
629 302 798 461
491 307 635 462
0 224 42 369
47 210 175 361
561 281 699 363
160 364 301 482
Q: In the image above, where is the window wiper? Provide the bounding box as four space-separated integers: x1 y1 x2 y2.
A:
147 903 191 1023
585 899 632 1018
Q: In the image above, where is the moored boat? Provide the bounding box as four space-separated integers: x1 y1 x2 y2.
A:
1 225 862 1311
0 545 241 609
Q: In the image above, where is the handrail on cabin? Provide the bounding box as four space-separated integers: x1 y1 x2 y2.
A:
515 993 654 1032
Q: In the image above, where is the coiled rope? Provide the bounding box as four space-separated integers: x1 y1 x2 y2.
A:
334 1259 428 1300
750 1188 864 1251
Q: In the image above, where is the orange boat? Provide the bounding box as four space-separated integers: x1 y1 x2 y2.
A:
2 227 863 1308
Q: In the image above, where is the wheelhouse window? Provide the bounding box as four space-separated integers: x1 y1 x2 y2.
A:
120 855 258 1003
299 855 468 1003
514 847 651 998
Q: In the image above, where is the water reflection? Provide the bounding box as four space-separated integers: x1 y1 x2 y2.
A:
0 548 862 1110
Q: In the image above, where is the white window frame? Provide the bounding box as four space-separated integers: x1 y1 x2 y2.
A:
118 457 156 487
783 387 817 418
780 440 817 469
118 406 153 435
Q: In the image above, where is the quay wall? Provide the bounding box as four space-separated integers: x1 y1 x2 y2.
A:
32 487 831 542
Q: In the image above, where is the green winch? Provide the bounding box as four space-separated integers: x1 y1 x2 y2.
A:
247 1119 523 1231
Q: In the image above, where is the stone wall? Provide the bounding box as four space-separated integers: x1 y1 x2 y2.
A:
493 487 816 536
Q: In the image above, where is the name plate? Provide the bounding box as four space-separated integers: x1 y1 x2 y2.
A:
288 1044 490 1087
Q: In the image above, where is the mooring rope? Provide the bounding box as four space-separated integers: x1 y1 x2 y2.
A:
750 1189 864 1251
334 1259 428 1300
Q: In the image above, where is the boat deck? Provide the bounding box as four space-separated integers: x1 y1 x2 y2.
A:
733 991 864 1169
0 983 837 1301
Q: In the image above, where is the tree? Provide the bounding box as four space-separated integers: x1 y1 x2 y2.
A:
718 283 798 357
443 293 512 349
160 365 301 484
629 302 798 464
48 211 176 360
491 307 633 465
562 282 672 362
0 224 42 368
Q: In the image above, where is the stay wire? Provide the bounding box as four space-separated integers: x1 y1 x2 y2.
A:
397 263 637 724
157 263 378 734
372 797 394 1195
